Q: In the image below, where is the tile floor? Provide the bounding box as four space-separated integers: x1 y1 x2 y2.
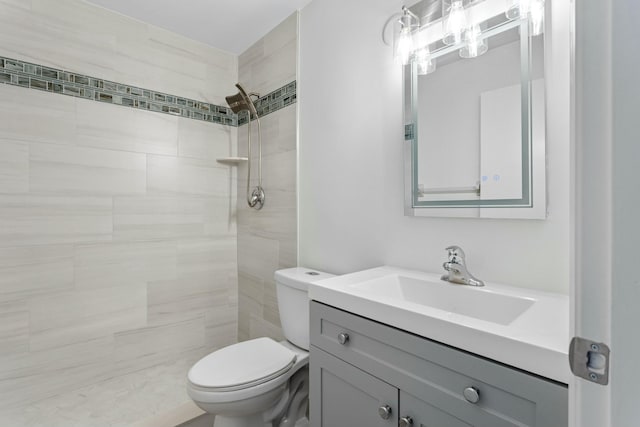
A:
1 355 201 427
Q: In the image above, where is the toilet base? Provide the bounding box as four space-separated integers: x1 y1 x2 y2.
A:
211 368 309 427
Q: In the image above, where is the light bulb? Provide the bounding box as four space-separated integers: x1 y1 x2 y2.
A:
459 24 488 58
416 48 436 75
396 27 414 65
529 0 545 36
443 1 468 46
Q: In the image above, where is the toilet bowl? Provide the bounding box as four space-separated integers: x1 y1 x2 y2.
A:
187 268 334 427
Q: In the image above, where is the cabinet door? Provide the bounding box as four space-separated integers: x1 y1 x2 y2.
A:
309 345 398 427
400 387 564 427
399 391 472 427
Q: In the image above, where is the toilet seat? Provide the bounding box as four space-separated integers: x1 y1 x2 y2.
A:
188 337 298 392
187 340 309 406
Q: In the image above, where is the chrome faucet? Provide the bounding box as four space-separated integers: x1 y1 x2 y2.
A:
441 245 485 287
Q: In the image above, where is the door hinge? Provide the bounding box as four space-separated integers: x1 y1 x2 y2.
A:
569 337 610 385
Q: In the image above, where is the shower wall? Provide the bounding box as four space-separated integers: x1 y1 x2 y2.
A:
237 13 299 341
0 0 239 411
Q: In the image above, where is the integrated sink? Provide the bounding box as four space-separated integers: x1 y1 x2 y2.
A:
349 274 535 325
308 266 571 383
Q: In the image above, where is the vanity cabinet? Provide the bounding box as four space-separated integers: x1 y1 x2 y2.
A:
309 301 568 427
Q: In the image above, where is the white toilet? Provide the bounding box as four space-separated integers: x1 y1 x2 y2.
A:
187 267 334 427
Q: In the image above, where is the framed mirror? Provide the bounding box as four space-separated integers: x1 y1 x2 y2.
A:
403 0 547 219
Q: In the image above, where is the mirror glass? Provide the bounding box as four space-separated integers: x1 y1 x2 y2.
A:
403 0 546 219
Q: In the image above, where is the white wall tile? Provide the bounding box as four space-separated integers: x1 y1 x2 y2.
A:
148 155 230 197
0 139 29 194
239 40 296 97
0 0 240 417
113 196 207 241
29 284 147 351
115 25 237 103
0 3 117 79
74 241 177 288
147 238 237 327
0 245 74 303
0 0 30 10
147 274 230 327
252 104 297 156
0 85 77 146
0 195 112 246
114 317 204 373
177 238 237 276
0 302 29 355
237 233 280 280
76 100 179 156
249 314 285 342
239 13 297 96
204 317 237 350
30 142 147 195
203 196 237 238
236 14 298 342
178 119 233 161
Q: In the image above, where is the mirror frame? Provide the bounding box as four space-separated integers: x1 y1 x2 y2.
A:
403 17 547 219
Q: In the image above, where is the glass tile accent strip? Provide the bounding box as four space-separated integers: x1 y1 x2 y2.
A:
0 56 296 127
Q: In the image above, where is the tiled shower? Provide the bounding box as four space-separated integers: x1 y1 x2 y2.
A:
0 1 298 425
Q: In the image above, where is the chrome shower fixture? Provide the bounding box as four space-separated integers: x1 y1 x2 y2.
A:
226 83 265 210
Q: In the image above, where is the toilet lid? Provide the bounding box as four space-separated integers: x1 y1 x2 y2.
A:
188 337 297 391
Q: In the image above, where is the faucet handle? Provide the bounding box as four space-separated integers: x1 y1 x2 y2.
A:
445 245 466 262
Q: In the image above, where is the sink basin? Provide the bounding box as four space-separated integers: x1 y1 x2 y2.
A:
349 275 535 325
308 266 570 383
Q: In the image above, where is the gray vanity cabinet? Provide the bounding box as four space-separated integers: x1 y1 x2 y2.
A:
309 301 568 427
309 346 398 427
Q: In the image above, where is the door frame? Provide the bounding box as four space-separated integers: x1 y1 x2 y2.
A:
571 0 613 424
570 0 640 425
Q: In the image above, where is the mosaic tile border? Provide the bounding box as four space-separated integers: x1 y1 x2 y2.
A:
237 82 297 126
0 56 296 127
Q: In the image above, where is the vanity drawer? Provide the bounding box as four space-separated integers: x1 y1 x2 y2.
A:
310 301 568 427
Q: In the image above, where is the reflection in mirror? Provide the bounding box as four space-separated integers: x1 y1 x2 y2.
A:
402 0 547 219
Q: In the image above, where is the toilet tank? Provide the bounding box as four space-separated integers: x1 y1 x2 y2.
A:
274 268 334 350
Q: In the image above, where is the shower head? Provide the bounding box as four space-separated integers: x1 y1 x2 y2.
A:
225 83 258 116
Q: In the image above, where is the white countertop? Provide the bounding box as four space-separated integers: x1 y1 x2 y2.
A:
309 266 571 384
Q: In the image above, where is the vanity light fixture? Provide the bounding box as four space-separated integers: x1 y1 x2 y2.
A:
386 0 546 69
395 6 419 65
442 0 469 46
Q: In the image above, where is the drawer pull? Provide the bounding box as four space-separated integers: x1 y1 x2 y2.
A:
399 416 413 427
378 405 392 420
338 332 350 345
463 386 481 404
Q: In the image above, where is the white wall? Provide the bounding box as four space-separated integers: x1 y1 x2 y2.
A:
299 0 571 294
